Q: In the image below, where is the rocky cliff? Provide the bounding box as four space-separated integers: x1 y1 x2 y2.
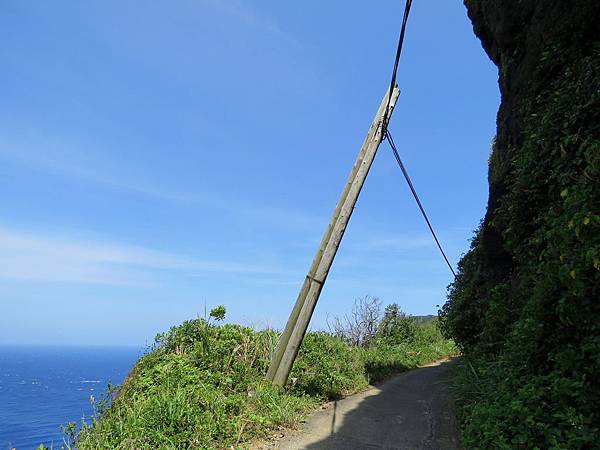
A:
466 0 599 289
441 0 600 447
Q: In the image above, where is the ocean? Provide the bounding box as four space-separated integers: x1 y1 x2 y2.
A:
0 346 142 450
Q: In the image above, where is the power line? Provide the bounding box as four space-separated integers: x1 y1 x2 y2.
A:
385 130 457 277
382 0 413 136
382 0 457 278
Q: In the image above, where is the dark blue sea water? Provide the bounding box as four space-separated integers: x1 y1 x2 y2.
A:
0 346 141 450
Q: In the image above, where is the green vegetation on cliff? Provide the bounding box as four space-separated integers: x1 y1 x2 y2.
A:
441 1 600 448
68 304 456 449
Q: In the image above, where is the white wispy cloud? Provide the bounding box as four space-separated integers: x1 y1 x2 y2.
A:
0 227 292 286
0 137 324 232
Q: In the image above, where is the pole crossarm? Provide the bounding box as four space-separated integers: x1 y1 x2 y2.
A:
267 85 401 387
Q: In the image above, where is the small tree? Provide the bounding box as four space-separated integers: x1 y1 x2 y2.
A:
209 305 226 322
377 303 418 344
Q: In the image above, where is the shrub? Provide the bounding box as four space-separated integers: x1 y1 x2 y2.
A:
75 319 313 449
377 303 418 345
290 332 367 399
72 306 457 449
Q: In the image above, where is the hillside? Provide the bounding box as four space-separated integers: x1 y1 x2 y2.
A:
66 307 456 449
440 0 600 447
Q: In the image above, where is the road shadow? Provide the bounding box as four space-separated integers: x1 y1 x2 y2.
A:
302 359 461 450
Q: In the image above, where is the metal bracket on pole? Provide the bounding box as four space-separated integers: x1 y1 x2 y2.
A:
266 85 401 387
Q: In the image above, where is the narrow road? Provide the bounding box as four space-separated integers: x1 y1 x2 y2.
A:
260 359 461 450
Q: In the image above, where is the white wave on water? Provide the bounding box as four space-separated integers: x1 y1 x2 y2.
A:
0 346 138 449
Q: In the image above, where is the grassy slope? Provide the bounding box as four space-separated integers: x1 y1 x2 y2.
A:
70 318 456 449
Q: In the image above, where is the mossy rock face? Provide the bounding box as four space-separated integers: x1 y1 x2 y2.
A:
441 1 600 447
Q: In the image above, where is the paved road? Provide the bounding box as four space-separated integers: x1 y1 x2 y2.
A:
259 359 461 450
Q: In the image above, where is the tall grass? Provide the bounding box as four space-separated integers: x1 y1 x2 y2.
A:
64 313 456 449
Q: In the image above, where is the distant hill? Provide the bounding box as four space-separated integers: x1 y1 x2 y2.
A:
411 315 437 324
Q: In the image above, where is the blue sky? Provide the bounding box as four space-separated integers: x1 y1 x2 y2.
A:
0 0 498 346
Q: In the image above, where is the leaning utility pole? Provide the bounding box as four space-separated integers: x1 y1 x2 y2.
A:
267 85 401 387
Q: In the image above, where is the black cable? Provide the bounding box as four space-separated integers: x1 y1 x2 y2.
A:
386 130 457 277
379 0 456 277
382 0 413 136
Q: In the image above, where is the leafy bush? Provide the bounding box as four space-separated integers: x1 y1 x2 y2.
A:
210 305 226 322
71 305 456 449
377 303 418 345
74 318 313 449
290 332 367 399
365 321 457 382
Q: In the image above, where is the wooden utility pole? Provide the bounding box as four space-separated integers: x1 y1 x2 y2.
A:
267 85 401 387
